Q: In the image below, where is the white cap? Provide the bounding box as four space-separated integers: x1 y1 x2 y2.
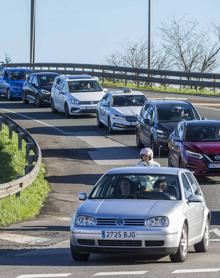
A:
140 147 153 156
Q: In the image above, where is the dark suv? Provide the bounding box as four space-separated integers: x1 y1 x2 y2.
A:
168 120 220 176
22 72 58 107
136 100 202 155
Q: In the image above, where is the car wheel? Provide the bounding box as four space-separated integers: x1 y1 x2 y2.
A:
51 99 57 113
170 223 188 263
108 117 113 134
194 219 209 252
136 131 143 148
150 137 159 157
70 244 90 261
36 94 41 107
97 112 104 128
65 103 70 118
7 89 12 101
22 91 28 104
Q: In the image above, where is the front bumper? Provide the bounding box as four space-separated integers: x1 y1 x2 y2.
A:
69 104 97 114
70 227 179 255
112 119 137 130
10 88 23 98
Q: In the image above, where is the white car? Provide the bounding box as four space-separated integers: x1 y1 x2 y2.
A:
51 75 106 117
96 89 146 133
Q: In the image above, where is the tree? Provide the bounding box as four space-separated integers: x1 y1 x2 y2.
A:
4 52 12 64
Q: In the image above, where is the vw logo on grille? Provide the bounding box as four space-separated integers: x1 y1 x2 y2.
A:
116 218 124 226
214 155 220 161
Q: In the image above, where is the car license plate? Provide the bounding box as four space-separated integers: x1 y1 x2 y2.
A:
101 231 136 239
208 163 220 169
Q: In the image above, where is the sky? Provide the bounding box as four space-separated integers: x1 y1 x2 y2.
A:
0 0 219 64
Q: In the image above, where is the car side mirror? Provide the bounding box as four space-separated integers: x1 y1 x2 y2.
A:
188 195 203 203
79 192 87 201
144 118 150 125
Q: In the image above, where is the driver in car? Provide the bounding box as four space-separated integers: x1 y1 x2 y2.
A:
119 178 132 196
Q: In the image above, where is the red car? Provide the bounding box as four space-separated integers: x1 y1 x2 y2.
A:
168 120 220 176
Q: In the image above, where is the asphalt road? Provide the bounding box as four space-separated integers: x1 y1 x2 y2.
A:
0 91 220 278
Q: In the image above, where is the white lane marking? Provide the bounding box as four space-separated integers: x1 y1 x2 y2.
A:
210 228 220 237
16 274 71 278
197 106 220 112
210 239 220 242
172 268 220 274
194 103 220 106
0 108 66 135
94 271 148 276
0 233 48 244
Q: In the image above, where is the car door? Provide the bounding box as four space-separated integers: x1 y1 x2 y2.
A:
53 78 64 111
185 172 205 235
181 173 201 241
102 94 112 125
138 103 151 145
140 105 155 146
31 75 39 101
169 122 184 167
1 71 8 95
98 94 109 124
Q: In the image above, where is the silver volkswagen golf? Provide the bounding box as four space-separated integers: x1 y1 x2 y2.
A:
70 167 210 262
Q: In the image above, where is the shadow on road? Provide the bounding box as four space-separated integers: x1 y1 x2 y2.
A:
46 174 102 185
0 225 70 232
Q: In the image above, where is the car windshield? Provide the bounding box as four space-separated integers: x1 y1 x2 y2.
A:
112 95 146 107
157 103 199 122
68 80 102 92
185 125 220 142
38 75 57 86
8 71 29 81
89 174 181 200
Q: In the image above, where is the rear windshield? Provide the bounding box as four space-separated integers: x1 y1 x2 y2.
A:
68 80 102 92
112 95 146 107
185 125 220 142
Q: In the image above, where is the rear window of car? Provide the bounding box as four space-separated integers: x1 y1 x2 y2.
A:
156 103 199 122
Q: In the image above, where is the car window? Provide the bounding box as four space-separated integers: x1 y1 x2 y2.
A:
112 95 146 107
142 103 150 118
32 76 38 86
185 172 201 195
28 75 33 83
185 125 220 142
147 107 155 124
177 123 184 139
68 80 102 92
182 174 193 199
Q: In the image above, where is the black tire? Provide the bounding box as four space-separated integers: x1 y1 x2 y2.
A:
51 99 57 113
22 91 28 104
170 223 188 263
136 131 143 148
70 244 90 261
35 94 41 107
65 103 71 118
108 117 113 134
194 219 209 252
97 112 104 128
7 89 12 101
151 137 159 157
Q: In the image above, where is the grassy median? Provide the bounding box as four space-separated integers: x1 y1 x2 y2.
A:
0 123 50 226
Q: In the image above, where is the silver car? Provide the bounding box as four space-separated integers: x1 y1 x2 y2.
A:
70 167 210 262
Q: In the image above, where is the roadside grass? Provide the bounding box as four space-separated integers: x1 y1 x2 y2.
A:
0 123 51 226
101 80 220 97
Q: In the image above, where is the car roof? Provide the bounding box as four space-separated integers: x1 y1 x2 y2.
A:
105 166 186 175
4 68 32 72
185 119 220 126
59 74 95 81
145 99 190 106
109 90 145 96
31 72 59 76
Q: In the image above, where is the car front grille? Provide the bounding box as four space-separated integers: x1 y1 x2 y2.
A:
96 218 145 226
80 101 99 105
125 116 137 122
77 239 96 246
145 240 164 247
98 240 142 247
206 154 220 162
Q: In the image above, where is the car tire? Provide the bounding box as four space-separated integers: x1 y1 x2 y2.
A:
136 131 143 148
51 99 57 113
97 112 104 128
36 94 41 107
70 244 90 261
22 91 28 104
108 117 113 134
65 103 70 118
194 219 209 252
7 89 12 101
170 223 188 263
150 137 159 157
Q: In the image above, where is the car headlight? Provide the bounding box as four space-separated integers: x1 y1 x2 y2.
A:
75 216 96 226
185 150 203 159
41 89 50 94
145 216 169 227
156 129 168 139
70 98 80 104
112 114 125 119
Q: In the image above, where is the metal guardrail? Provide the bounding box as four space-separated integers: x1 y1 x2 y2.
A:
0 113 41 199
3 62 220 90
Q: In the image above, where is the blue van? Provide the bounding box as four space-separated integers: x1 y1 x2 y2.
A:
0 68 32 100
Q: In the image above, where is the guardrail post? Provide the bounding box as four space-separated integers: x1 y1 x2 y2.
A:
26 142 34 160
0 116 3 131
18 132 24 150
27 154 37 165
9 123 14 139
25 164 33 174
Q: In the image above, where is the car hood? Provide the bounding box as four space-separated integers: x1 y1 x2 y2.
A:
113 106 142 116
185 141 220 154
78 199 180 218
157 122 178 134
70 91 105 102
9 80 25 87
